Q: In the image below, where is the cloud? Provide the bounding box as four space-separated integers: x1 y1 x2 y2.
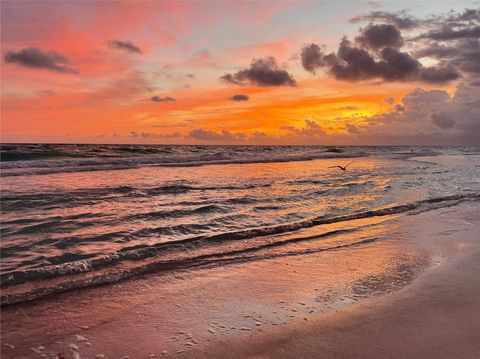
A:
151 96 175 103
431 112 455 129
346 123 361 134
186 129 247 141
445 8 480 22
338 105 359 110
129 131 181 138
109 40 142 54
355 24 404 49
413 43 460 59
4 47 78 73
414 26 480 41
306 8 479 85
220 57 296 86
364 82 479 143
140 132 181 139
350 11 420 29
419 64 461 84
301 43 326 74
229 94 249 101
322 38 421 81
301 35 461 84
280 119 325 137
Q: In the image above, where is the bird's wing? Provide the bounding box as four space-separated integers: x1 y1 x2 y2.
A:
344 162 354 168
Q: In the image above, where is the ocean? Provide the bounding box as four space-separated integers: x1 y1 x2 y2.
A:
1 144 479 305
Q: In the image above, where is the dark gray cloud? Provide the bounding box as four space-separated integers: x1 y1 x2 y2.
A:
341 7 478 86
419 64 461 84
450 39 480 74
4 47 78 73
445 8 480 22
413 39 480 75
301 27 461 84
311 38 422 82
413 43 460 59
350 11 420 29
229 94 249 101
355 24 404 49
220 57 296 86
414 25 480 41
109 40 142 54
431 112 455 129
151 96 175 103
301 43 326 74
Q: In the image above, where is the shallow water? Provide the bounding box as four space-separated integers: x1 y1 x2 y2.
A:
1 144 479 304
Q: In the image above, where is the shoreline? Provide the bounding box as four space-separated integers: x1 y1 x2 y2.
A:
193 246 480 358
1 202 479 358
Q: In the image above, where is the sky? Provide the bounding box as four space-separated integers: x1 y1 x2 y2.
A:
1 0 479 145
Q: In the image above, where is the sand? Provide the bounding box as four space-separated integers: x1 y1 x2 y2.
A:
1 202 479 358
192 247 480 359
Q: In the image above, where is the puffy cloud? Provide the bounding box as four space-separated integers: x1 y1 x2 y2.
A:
350 11 420 29
305 8 479 85
321 38 421 81
301 36 460 84
280 119 325 136
151 96 175 102
355 24 404 49
4 47 78 73
109 40 142 54
220 57 296 86
365 82 479 143
229 94 249 101
301 43 326 74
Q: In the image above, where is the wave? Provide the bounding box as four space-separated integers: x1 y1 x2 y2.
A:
0 182 271 212
1 192 478 305
1 149 364 177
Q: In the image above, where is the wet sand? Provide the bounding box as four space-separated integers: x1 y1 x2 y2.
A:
1 202 479 358
194 245 480 359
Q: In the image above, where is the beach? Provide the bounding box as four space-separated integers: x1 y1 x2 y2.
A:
1 145 480 358
2 198 479 358
3 1 480 357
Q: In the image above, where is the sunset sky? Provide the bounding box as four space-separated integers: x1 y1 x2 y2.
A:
1 1 479 145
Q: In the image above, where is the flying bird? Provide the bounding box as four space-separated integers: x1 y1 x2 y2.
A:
328 162 353 171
